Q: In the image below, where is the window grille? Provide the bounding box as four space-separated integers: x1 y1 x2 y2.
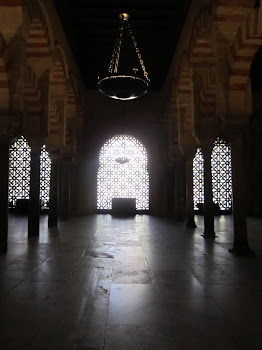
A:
9 136 31 207
97 135 149 210
193 148 204 210
193 139 232 211
40 145 51 208
211 138 232 210
9 136 51 208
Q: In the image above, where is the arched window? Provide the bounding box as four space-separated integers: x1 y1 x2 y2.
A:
193 148 204 210
9 136 51 209
9 136 31 207
97 135 149 210
40 145 51 208
211 138 232 210
193 138 232 211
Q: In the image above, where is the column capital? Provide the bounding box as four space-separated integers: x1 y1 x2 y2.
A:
0 113 22 140
199 138 215 156
48 150 61 162
60 155 73 166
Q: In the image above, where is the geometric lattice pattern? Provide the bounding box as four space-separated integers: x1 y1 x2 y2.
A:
211 138 232 210
9 136 31 206
40 145 51 208
193 148 204 210
9 136 51 209
97 135 149 210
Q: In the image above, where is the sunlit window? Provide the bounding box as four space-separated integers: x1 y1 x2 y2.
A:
40 145 51 208
211 138 232 210
9 136 31 207
97 135 149 210
193 148 204 210
9 136 51 208
193 138 232 211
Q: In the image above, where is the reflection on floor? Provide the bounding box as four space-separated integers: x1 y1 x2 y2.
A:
1 214 262 349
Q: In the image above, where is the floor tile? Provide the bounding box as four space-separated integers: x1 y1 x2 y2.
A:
108 284 168 326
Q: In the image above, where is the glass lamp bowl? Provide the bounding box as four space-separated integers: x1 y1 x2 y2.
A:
98 75 149 100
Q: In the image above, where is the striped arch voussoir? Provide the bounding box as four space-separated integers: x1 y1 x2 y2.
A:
66 77 78 116
49 99 59 135
24 65 41 119
25 0 52 60
51 46 69 96
228 7 262 92
189 7 214 65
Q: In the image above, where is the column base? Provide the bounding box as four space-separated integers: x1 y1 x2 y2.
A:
0 241 7 253
186 220 197 228
48 219 57 228
229 245 255 256
202 231 216 239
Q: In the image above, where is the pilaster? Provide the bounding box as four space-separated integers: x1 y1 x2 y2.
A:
201 140 216 238
229 129 254 255
0 136 10 252
60 157 72 220
48 151 60 227
185 153 197 228
28 144 41 237
0 113 22 252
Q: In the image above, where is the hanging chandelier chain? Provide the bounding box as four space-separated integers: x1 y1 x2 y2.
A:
127 22 150 82
108 22 124 74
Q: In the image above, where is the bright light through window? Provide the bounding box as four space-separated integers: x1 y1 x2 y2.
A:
9 136 51 208
40 145 51 208
193 148 204 210
9 136 31 206
211 138 232 210
97 135 149 210
193 138 232 211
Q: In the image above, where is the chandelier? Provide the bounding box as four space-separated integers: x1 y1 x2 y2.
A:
98 13 150 100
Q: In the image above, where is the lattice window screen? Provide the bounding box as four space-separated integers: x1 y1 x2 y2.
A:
211 138 232 210
9 136 31 206
40 145 51 208
193 148 204 210
9 137 51 208
97 135 149 210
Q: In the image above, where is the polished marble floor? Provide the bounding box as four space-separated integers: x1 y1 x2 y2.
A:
1 213 262 350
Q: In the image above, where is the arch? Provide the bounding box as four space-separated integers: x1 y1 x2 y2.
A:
228 8 262 93
25 0 52 59
51 45 69 98
176 51 193 136
49 99 59 135
66 76 77 117
24 65 41 123
24 0 53 78
189 6 213 64
97 135 149 211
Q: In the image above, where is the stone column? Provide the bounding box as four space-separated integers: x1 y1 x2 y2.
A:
202 142 216 238
0 137 10 252
28 147 41 237
186 155 196 228
229 131 254 255
48 152 59 227
174 158 186 221
60 159 71 220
